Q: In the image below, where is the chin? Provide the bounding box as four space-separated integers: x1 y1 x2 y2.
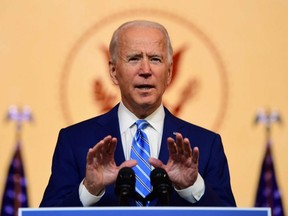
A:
138 100 160 109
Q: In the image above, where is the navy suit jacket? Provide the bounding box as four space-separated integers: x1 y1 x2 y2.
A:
40 104 236 207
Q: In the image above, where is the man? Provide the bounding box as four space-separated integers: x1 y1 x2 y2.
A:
40 20 236 207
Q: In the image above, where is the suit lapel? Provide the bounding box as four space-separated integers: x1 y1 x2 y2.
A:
158 108 184 164
99 104 125 166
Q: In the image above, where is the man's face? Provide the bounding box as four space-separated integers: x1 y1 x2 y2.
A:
109 26 172 117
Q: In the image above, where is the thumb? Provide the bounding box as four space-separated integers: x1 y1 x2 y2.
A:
149 157 165 169
119 159 137 170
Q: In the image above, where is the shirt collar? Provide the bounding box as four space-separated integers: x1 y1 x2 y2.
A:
118 102 165 134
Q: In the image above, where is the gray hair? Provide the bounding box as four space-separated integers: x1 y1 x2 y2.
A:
109 20 173 64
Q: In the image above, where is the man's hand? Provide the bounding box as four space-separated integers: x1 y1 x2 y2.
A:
149 132 199 190
84 135 137 195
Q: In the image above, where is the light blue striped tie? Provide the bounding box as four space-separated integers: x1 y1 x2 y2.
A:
131 120 151 206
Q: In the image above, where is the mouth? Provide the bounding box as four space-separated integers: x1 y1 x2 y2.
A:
135 84 154 90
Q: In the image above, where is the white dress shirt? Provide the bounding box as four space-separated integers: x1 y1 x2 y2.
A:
79 102 205 206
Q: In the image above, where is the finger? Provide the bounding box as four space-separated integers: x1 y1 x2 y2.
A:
102 135 113 148
95 136 110 153
192 147 199 164
95 141 104 160
94 136 112 160
86 148 95 165
101 136 115 155
87 140 100 164
167 137 177 160
183 138 192 158
175 133 184 155
107 137 117 155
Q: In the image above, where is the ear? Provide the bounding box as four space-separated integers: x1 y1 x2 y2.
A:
167 62 173 85
109 61 118 85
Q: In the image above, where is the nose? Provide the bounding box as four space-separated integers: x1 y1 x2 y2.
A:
139 59 152 78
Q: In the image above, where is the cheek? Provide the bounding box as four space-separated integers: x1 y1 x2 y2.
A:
116 73 132 91
118 68 136 84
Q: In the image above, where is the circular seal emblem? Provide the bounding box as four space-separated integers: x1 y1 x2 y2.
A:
60 9 229 132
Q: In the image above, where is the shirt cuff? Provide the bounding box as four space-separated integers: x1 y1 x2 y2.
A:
79 179 105 206
174 173 205 203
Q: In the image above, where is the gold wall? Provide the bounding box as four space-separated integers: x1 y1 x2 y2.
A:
0 0 287 214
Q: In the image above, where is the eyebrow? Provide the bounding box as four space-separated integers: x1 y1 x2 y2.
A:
127 53 143 59
126 53 163 59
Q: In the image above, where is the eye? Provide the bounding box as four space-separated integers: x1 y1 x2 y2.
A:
128 57 140 62
127 54 142 63
150 56 162 64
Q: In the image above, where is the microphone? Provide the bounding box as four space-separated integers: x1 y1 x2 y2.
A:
115 167 146 206
115 167 136 206
146 168 173 206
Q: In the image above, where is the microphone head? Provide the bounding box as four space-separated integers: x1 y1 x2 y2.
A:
150 168 170 185
150 168 172 195
115 167 135 196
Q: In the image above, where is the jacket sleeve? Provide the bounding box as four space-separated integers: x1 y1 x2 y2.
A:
39 129 84 207
196 134 236 206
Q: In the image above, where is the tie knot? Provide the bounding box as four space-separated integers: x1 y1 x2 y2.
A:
136 119 149 130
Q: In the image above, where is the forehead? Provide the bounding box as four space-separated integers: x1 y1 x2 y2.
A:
118 26 167 51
